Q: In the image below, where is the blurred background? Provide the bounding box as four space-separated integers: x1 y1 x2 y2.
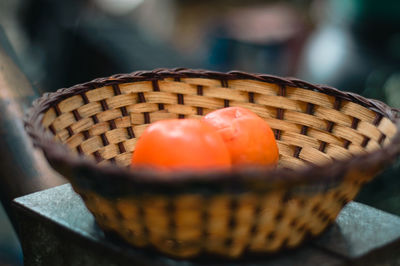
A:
0 0 399 265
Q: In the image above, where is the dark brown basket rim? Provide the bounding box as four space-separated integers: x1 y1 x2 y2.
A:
24 68 400 190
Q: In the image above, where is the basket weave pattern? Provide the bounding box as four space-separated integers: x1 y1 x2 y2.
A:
25 69 400 258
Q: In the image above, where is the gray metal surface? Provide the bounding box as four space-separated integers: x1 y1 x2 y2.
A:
316 203 400 258
13 184 400 266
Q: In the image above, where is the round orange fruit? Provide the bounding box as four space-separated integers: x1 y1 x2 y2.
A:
131 119 231 171
202 107 279 166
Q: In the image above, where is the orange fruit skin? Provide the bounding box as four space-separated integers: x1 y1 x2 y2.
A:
202 107 279 166
131 119 231 171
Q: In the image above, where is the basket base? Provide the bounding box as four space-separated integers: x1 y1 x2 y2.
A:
13 184 400 266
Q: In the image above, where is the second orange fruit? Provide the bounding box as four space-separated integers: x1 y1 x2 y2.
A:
202 107 279 166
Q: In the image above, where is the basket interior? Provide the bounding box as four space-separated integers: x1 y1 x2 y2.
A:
40 78 398 170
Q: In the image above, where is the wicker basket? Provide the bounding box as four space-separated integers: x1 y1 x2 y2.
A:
25 69 400 259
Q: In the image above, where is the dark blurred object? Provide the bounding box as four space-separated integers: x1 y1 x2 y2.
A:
0 26 66 221
299 0 400 94
0 204 22 266
207 3 311 75
168 1 313 75
18 0 198 93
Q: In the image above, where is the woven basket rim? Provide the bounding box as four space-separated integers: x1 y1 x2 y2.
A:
24 68 400 190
